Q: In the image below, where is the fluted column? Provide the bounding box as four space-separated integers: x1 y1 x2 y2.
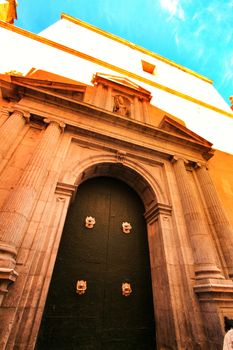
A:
93 83 104 108
196 164 233 277
142 99 150 123
172 157 223 280
0 119 65 301
105 85 112 111
133 96 140 121
0 109 30 159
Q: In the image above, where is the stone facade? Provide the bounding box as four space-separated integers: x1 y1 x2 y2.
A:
0 70 233 349
0 14 233 350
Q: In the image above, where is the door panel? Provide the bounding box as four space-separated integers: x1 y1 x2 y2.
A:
36 177 156 349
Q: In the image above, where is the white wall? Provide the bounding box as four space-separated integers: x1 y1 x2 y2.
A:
40 18 231 112
1 20 233 154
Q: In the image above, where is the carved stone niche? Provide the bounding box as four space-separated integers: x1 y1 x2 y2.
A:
112 94 131 117
91 73 152 122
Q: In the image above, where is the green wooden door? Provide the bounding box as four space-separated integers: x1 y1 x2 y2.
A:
36 177 156 349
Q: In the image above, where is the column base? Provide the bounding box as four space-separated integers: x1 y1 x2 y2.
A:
194 265 224 280
227 268 233 279
194 278 233 300
0 242 18 302
0 267 18 292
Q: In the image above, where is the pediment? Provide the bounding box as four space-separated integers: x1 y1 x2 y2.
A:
159 115 213 147
92 73 152 100
0 70 86 102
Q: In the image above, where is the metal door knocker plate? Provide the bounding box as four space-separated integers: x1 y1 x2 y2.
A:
122 222 132 234
122 282 132 297
85 216 96 229
76 280 87 295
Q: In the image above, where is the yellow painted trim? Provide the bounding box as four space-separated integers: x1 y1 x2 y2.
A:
61 13 213 84
0 20 232 119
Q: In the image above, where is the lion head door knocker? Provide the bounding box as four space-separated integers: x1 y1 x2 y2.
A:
76 280 87 295
122 282 132 297
122 222 132 234
85 216 96 229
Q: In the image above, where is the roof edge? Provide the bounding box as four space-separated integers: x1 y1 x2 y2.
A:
61 13 213 85
1 20 232 119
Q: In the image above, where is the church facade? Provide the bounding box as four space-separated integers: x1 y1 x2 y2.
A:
0 14 233 349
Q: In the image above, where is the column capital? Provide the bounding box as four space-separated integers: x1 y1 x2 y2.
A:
170 155 189 165
43 118 66 131
0 106 11 116
12 109 31 123
193 162 207 170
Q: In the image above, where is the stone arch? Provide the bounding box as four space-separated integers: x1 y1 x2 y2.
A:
37 154 174 349
61 153 167 210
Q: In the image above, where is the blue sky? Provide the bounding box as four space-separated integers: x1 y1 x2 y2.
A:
15 0 233 106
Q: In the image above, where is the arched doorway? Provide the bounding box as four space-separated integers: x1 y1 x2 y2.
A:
36 176 156 349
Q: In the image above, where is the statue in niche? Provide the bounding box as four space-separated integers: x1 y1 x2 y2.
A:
113 95 131 117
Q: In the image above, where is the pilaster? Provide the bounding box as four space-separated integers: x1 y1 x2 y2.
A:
172 156 224 280
142 99 150 124
0 109 30 159
0 119 65 303
196 164 233 278
133 96 140 121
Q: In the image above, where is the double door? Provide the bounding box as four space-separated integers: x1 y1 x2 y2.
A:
37 177 156 349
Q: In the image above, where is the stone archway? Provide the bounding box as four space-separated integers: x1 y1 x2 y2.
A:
31 159 176 349
37 175 157 349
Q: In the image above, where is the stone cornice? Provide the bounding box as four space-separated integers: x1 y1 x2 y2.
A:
14 97 214 162
0 78 212 156
55 182 77 200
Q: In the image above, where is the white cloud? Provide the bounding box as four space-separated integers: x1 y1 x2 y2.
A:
160 0 185 20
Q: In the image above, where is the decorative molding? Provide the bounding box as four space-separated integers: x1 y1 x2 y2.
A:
194 279 233 302
144 202 172 223
0 105 11 116
7 97 216 162
10 108 31 122
43 118 66 131
0 268 18 294
116 150 127 163
55 182 77 199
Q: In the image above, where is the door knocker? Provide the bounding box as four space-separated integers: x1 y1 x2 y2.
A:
122 282 132 297
122 222 132 234
76 280 87 295
85 216 96 229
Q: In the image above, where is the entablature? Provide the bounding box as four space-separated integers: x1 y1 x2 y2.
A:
10 95 214 163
